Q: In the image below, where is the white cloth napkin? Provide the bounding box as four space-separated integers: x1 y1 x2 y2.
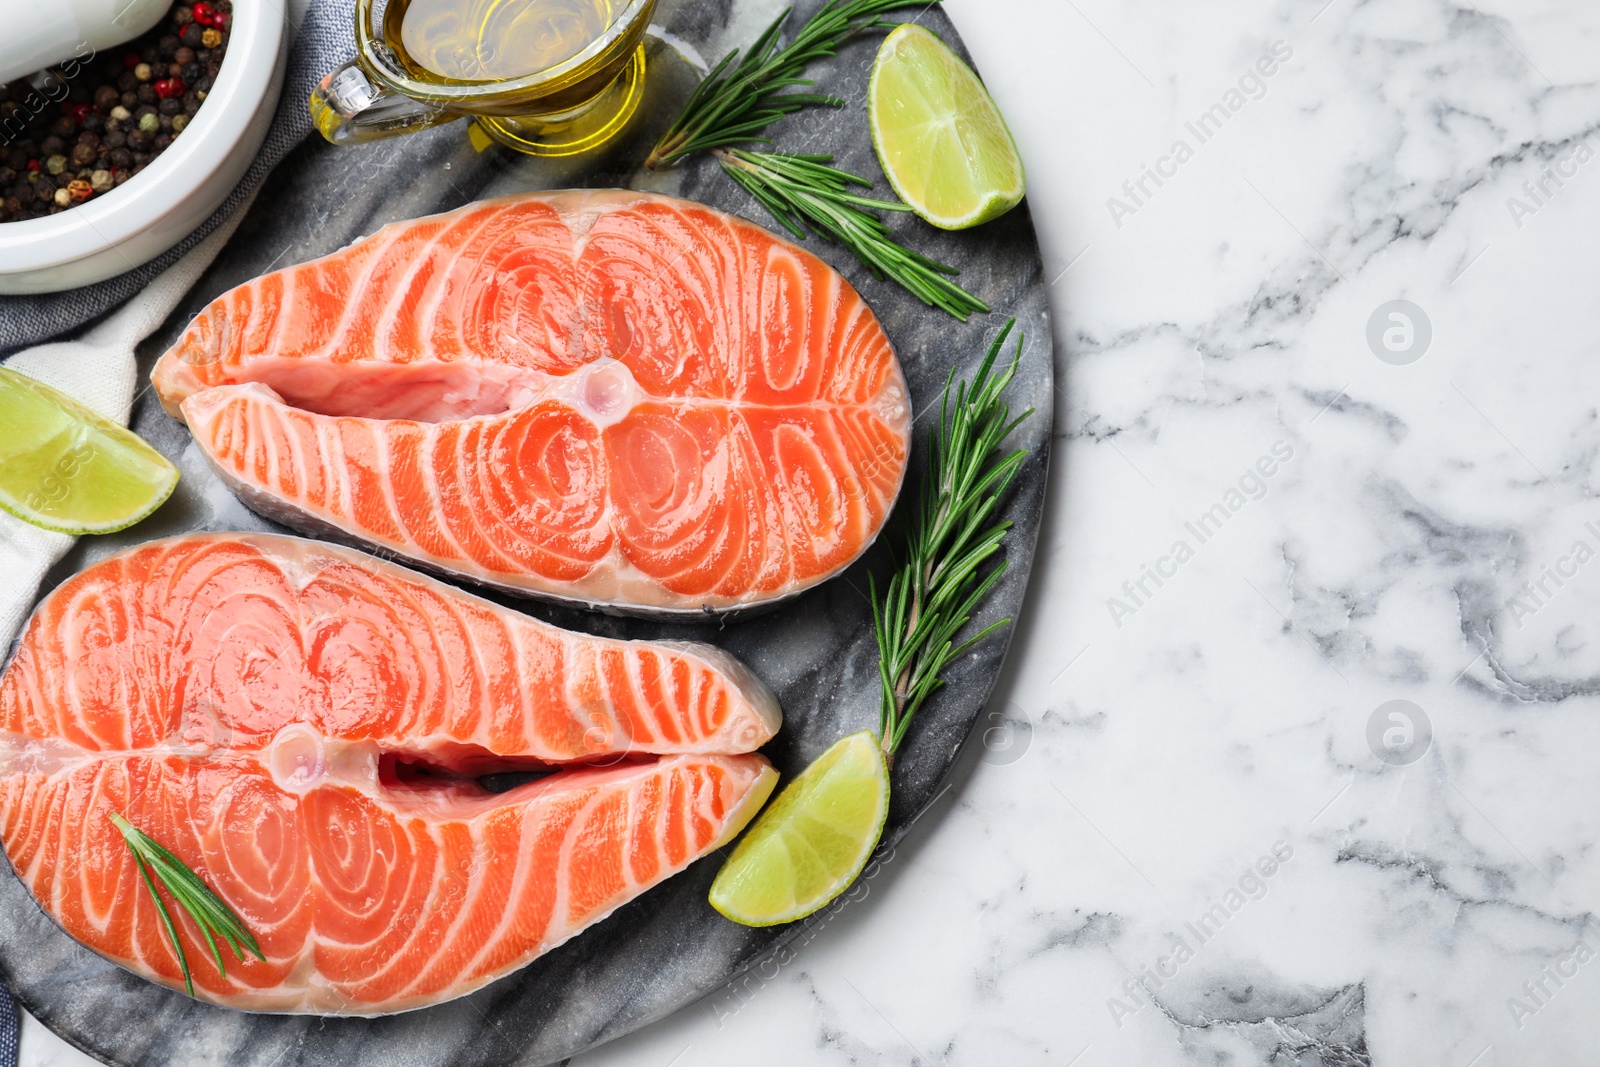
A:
0 197 253 650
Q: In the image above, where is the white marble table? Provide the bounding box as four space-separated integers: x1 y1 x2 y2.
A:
24 0 1600 1063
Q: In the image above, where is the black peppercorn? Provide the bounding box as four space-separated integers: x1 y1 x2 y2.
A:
126 130 149 151
49 116 74 138
83 112 105 133
180 23 204 47
136 84 157 104
39 135 65 157
158 34 180 58
93 85 119 111
159 97 181 116
109 146 132 168
121 90 138 109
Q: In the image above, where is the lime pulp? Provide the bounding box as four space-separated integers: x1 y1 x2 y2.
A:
0 367 178 535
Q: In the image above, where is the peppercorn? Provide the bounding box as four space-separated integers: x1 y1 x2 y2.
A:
175 47 196 66
136 84 156 104
174 5 193 22
158 34 180 59
157 98 180 117
70 143 95 167
93 85 119 111
52 187 70 207
138 112 159 133
180 23 204 47
89 169 112 193
39 135 65 157
44 154 66 175
66 178 91 202
134 62 153 82
108 105 131 122
155 78 185 99
127 130 149 151
120 89 138 109
49 116 74 138
172 113 191 134
110 146 131 168
201 28 222 49
192 1 218 25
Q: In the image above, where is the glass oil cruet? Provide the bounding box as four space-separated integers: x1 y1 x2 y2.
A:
310 0 658 157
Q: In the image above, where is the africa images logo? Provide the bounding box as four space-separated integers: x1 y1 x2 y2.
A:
1106 40 1295 228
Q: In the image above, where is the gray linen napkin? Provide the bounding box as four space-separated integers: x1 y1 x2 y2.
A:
0 0 353 355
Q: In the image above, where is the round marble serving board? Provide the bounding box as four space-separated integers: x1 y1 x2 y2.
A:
0 1 1055 1063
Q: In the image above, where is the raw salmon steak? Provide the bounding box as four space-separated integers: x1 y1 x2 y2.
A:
0 534 780 1013
151 190 911 614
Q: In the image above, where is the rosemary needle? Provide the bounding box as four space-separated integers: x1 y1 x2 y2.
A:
110 812 264 997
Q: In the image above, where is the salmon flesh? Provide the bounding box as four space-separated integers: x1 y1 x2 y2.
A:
0 534 780 1013
152 190 911 614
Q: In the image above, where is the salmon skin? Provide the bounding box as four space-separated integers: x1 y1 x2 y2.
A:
151 190 911 616
0 534 780 1013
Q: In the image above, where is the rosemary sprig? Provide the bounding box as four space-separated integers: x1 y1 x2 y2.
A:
872 318 1032 755
647 0 922 169
110 812 264 997
650 2 990 319
717 148 989 320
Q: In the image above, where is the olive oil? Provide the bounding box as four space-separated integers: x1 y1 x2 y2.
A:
386 0 618 82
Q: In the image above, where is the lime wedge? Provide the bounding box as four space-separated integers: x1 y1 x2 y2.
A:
709 730 890 927
868 23 1026 230
0 368 178 535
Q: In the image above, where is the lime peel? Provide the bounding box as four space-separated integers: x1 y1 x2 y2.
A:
0 367 178 536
